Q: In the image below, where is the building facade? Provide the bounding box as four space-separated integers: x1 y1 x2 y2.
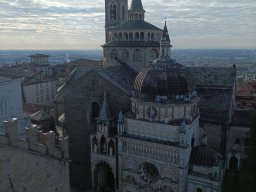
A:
23 78 59 106
103 0 162 72
62 0 236 191
0 76 25 133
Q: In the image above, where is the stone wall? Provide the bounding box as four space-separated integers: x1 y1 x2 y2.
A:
65 70 130 189
0 119 69 192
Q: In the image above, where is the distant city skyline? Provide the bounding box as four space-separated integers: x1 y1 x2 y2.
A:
0 0 255 50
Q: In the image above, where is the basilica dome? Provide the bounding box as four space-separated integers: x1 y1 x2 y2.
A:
134 57 196 103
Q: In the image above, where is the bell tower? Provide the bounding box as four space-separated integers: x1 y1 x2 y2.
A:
105 0 128 43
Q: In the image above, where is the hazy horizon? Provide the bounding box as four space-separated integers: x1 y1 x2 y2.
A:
0 0 256 50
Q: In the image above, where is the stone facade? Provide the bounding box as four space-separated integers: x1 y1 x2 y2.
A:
0 119 69 192
65 68 133 189
62 0 236 191
103 0 162 72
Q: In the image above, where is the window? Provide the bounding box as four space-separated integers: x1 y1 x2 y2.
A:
41 96 44 102
122 49 129 61
197 188 202 192
134 49 142 62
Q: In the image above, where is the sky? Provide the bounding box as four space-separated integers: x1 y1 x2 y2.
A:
0 0 255 50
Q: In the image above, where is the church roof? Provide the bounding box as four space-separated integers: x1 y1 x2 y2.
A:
69 64 136 95
134 59 196 103
130 0 144 11
187 67 236 88
190 145 218 167
187 66 236 124
30 109 51 121
197 88 233 124
111 20 161 31
103 41 160 48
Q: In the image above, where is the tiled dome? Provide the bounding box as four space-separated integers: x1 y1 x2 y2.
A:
134 57 196 103
190 145 218 167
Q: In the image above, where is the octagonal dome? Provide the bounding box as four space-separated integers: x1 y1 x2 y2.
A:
134 57 196 103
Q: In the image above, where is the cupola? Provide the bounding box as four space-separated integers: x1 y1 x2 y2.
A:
133 22 196 103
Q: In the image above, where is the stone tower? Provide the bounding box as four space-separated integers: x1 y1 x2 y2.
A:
128 0 145 21
105 0 128 43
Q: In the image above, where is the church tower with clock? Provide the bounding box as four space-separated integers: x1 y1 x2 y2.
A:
117 22 201 192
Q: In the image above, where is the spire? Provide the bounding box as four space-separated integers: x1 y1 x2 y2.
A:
160 21 172 58
97 91 111 121
130 0 144 11
161 21 170 42
128 0 145 21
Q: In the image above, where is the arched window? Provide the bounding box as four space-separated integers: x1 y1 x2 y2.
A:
118 33 122 41
91 102 100 130
110 4 116 20
129 33 133 41
134 49 142 62
100 135 107 154
139 14 142 20
135 32 140 41
113 33 118 41
92 136 98 153
229 157 238 170
122 49 129 61
124 33 128 40
110 49 118 58
140 32 144 41
191 133 195 147
151 33 154 41
149 49 158 60
122 5 125 20
108 140 115 156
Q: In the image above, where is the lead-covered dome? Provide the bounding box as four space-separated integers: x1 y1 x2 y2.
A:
133 22 196 103
134 57 196 103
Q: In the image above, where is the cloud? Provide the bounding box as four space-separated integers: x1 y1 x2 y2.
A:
0 0 255 49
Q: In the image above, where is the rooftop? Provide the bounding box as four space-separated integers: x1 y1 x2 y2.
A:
111 20 161 31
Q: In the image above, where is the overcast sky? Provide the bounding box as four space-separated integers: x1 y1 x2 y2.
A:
0 0 255 50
